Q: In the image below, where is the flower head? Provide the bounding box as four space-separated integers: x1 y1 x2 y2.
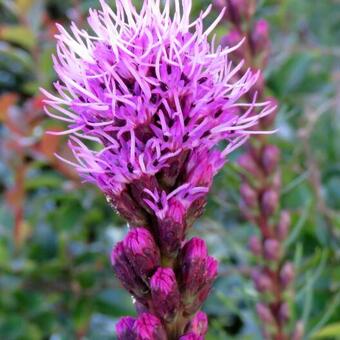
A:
42 0 274 225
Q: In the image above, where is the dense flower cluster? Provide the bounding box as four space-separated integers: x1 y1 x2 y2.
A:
42 0 273 338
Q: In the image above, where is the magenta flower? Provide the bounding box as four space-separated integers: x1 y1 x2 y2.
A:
42 0 274 338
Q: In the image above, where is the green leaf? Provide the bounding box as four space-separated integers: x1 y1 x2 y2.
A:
0 25 36 49
312 323 340 339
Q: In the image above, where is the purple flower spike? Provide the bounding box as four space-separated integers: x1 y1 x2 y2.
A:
42 0 275 337
116 316 136 340
150 267 180 321
133 313 167 340
123 228 161 279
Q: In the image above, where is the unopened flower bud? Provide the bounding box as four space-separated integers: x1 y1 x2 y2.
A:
263 238 281 261
279 302 290 323
221 28 243 49
292 321 304 340
158 198 186 257
262 145 280 174
277 211 291 241
116 316 136 340
187 311 208 336
280 262 295 288
256 303 274 324
150 268 180 322
221 29 246 64
251 19 270 61
252 269 272 292
133 313 167 340
238 153 262 177
248 235 262 256
240 183 258 208
187 256 218 315
111 242 149 299
123 228 160 279
261 189 279 216
180 333 203 340
180 238 218 314
180 238 208 295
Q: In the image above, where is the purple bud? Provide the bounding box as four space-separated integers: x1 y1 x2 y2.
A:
133 313 167 340
238 153 262 177
206 256 219 282
261 189 279 216
180 238 218 314
180 238 208 295
197 256 219 305
248 235 262 256
251 19 270 62
187 256 218 315
240 183 258 208
187 311 208 336
221 29 245 63
292 321 304 340
221 29 243 48
158 198 186 257
123 228 160 279
277 211 291 241
256 303 274 324
251 269 272 293
116 316 136 340
111 242 148 299
262 145 280 174
263 238 281 261
279 302 290 323
179 333 203 340
150 268 180 322
280 262 295 288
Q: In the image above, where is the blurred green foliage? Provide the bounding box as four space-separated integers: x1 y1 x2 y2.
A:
0 0 339 339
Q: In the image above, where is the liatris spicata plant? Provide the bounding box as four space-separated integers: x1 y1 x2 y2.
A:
214 1 303 339
42 0 274 338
